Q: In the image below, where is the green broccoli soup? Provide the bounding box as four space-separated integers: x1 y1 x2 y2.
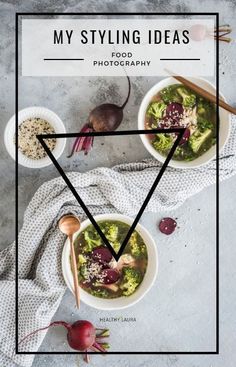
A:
145 84 217 161
74 220 148 299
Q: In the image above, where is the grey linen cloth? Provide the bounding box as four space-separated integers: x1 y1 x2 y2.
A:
0 116 235 366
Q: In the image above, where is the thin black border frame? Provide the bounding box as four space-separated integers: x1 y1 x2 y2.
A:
15 12 219 356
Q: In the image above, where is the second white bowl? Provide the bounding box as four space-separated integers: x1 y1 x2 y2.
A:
138 77 231 169
62 213 158 310
4 106 66 168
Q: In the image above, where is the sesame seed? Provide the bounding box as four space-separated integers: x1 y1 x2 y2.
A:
15 117 56 160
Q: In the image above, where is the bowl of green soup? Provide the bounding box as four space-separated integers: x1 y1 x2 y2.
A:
62 214 158 310
138 77 231 168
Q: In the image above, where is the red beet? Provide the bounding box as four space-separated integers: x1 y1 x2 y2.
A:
159 103 183 129
68 76 131 157
18 320 110 363
179 128 190 145
92 246 112 264
166 102 183 118
102 269 120 284
67 320 95 351
159 217 177 235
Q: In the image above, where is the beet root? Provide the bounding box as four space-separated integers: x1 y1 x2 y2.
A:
166 102 184 119
92 246 113 264
179 128 190 145
159 217 177 235
69 76 131 156
66 320 96 351
102 268 120 284
90 104 123 132
17 320 110 363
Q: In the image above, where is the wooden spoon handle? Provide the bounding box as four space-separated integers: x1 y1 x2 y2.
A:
69 235 80 308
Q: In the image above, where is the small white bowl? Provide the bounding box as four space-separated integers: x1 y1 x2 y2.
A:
4 106 66 168
138 77 231 169
62 213 158 310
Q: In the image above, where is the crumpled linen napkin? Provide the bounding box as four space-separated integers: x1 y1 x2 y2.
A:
0 116 235 367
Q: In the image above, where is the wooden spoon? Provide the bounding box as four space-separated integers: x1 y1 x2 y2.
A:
58 214 81 308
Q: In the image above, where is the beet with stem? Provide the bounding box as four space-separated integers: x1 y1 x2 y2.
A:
68 75 131 157
17 320 110 363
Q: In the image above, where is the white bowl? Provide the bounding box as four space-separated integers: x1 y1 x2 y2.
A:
138 77 231 169
4 106 66 168
62 213 158 310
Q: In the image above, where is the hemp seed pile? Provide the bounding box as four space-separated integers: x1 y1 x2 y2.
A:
17 118 56 159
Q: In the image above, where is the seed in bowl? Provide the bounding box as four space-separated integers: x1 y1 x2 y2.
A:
16 117 56 159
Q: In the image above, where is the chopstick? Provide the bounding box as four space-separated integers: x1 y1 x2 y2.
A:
214 36 232 43
165 69 236 115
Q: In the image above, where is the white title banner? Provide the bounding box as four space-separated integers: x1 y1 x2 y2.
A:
22 18 215 77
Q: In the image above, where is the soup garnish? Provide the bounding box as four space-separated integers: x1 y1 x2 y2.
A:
145 84 217 161
74 220 148 299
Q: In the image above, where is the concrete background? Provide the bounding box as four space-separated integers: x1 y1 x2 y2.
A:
0 0 236 366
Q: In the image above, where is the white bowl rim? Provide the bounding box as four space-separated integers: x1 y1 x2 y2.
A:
138 76 231 169
4 106 66 169
62 213 158 310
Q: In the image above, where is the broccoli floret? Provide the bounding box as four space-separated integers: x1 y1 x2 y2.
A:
105 224 118 243
100 223 120 252
120 267 142 296
83 229 101 252
129 232 147 258
189 128 212 153
160 86 182 104
78 254 86 265
90 288 110 299
80 264 88 279
197 99 214 117
147 101 166 120
177 87 196 108
211 137 216 145
152 133 174 152
173 146 195 161
174 146 184 157
197 116 214 132
197 103 206 115
112 241 121 253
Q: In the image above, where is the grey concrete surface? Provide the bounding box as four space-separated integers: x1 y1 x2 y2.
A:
0 0 236 366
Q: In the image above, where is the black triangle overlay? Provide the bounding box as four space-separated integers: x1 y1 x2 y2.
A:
37 128 185 261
